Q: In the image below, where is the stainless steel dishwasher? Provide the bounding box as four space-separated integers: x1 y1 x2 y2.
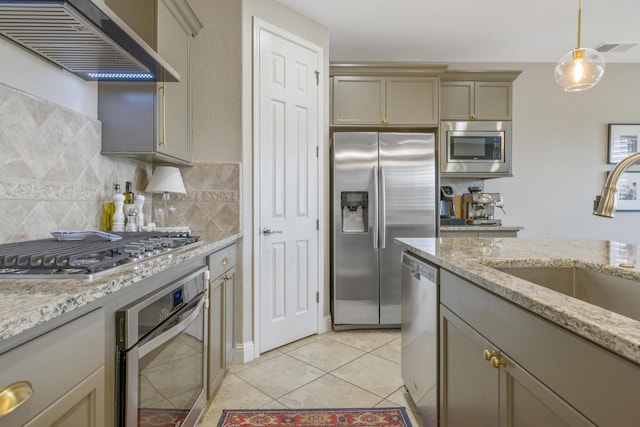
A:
401 251 438 427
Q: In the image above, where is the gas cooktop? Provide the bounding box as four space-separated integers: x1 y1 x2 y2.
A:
0 231 200 277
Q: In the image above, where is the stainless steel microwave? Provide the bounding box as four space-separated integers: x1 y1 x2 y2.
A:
439 121 512 177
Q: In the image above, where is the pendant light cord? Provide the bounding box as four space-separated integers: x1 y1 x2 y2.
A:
576 0 582 49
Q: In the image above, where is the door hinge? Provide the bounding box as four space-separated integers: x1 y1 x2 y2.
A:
314 70 320 86
316 291 319 303
316 219 319 230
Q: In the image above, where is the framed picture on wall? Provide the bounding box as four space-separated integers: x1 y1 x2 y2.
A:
613 171 640 211
608 124 640 163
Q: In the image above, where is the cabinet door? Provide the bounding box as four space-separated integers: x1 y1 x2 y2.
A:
332 76 385 125
0 310 104 427
440 81 474 120
208 277 225 398
386 76 439 126
500 354 595 427
157 0 191 162
440 81 512 120
224 267 237 365
440 306 499 427
474 81 512 120
23 367 105 427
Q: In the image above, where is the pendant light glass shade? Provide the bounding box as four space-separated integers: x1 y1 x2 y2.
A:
554 47 605 91
553 0 605 92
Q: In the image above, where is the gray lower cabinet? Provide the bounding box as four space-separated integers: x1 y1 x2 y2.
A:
207 243 237 398
441 306 593 426
0 309 105 427
440 306 499 426
440 269 640 426
439 229 519 238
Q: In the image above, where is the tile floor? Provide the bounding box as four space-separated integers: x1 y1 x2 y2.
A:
197 329 425 427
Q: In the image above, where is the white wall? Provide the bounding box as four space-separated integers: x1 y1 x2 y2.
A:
189 0 242 162
0 38 97 117
464 62 640 243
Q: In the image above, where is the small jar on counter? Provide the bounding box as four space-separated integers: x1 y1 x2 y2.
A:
125 208 138 232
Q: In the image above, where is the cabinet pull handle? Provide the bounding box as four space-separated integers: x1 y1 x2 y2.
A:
0 381 34 418
223 274 233 281
470 113 476 120
483 350 498 361
381 118 389 126
222 257 229 266
158 84 167 146
491 356 507 369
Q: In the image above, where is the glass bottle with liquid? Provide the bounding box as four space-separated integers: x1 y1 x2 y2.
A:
123 181 135 229
124 181 134 204
101 183 119 232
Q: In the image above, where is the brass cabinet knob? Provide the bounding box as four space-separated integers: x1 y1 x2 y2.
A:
222 257 228 265
483 350 498 361
223 274 233 281
491 356 507 369
0 381 34 418
470 113 477 120
381 118 389 126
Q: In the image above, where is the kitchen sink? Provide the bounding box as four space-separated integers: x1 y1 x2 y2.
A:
495 266 640 322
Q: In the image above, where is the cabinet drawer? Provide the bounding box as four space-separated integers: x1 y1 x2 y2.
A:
0 308 105 427
208 243 237 278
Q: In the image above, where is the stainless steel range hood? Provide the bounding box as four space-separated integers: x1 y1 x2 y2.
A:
0 0 179 82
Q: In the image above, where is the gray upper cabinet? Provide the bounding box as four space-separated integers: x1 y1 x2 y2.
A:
332 76 438 126
440 71 521 121
330 63 447 127
99 0 202 165
332 76 385 126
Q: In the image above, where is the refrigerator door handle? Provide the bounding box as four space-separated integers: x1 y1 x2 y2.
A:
373 165 379 249
380 166 386 249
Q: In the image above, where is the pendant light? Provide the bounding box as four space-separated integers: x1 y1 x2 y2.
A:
553 0 605 92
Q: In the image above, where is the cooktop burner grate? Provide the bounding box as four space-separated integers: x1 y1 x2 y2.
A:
0 232 199 275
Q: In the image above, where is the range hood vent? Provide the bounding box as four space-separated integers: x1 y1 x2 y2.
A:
0 0 179 82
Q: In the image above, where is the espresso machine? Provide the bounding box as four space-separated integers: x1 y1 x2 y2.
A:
461 187 504 225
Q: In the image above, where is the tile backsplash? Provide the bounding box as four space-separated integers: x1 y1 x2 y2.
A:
0 82 240 243
165 162 240 240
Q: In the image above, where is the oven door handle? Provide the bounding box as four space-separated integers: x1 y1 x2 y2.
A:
137 294 205 359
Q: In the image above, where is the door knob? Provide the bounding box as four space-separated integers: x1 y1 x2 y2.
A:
263 228 283 236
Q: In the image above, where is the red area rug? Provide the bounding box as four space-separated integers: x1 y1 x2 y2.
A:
138 408 189 427
216 407 413 427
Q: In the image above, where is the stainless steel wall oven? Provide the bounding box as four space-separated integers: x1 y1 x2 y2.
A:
116 267 208 427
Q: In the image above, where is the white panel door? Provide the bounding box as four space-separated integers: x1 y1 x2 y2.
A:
257 24 320 353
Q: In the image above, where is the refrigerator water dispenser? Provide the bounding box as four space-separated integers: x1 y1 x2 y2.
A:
341 191 368 233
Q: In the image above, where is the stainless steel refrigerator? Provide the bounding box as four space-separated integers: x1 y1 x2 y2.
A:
331 132 437 328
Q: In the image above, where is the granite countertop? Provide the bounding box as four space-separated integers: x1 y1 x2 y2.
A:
396 237 640 365
440 224 524 232
0 233 242 344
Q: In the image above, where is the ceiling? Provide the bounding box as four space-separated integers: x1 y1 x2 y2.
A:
277 0 640 64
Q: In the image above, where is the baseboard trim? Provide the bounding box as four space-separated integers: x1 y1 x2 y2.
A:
234 340 255 364
320 314 332 334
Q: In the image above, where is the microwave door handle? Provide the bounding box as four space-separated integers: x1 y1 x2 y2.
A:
137 295 205 358
373 166 379 249
380 166 386 249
